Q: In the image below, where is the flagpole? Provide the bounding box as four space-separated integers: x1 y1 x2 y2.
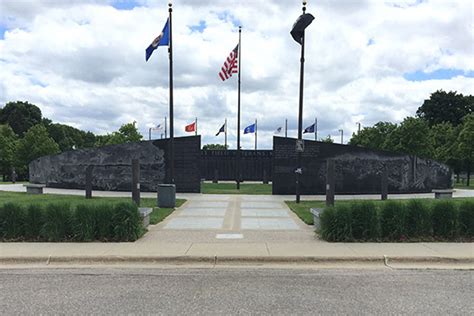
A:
296 2 307 204
149 127 152 141
285 118 288 138
165 116 167 139
195 117 197 136
225 118 227 150
314 117 317 141
236 26 242 190
168 2 175 184
255 118 257 150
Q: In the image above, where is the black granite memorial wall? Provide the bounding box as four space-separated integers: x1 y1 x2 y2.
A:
29 136 201 193
272 136 452 195
200 150 272 181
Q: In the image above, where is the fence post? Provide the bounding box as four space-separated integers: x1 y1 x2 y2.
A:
326 159 335 207
85 165 93 199
381 166 388 200
132 159 140 206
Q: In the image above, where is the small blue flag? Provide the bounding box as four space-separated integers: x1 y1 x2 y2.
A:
146 18 170 62
303 123 315 134
216 123 225 136
244 123 256 134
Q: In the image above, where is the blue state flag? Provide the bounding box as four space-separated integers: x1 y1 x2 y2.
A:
145 18 170 62
303 123 315 134
244 123 256 134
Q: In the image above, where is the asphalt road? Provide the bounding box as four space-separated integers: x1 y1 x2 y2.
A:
1 267 472 315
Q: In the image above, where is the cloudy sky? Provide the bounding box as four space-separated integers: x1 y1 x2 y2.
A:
0 0 473 149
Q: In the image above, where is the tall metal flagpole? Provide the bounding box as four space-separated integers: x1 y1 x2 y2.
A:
285 118 288 138
314 117 317 140
255 118 257 150
296 2 307 203
236 26 242 190
225 118 227 149
165 116 167 139
195 117 197 136
168 2 175 184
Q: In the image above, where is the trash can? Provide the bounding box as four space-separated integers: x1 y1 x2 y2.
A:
157 184 176 208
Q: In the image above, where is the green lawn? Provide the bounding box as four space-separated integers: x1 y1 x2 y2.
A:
454 181 473 189
285 197 474 226
202 182 272 194
0 181 28 184
0 191 185 225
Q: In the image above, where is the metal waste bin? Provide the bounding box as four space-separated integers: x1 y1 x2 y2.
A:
310 208 323 230
157 184 176 208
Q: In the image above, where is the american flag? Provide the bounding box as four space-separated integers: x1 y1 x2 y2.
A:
218 44 239 81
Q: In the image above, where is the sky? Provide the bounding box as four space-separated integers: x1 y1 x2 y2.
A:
0 0 473 149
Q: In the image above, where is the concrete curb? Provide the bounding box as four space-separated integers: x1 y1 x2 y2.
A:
1 255 473 266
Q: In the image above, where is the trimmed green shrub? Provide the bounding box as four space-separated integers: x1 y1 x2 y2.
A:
72 204 96 241
320 204 353 242
41 203 72 241
380 201 407 240
24 204 44 241
405 199 431 238
432 201 458 238
94 204 114 241
111 202 142 241
0 203 25 240
458 200 474 237
351 201 379 240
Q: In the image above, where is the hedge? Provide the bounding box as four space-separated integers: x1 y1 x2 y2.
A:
319 199 474 242
0 202 144 242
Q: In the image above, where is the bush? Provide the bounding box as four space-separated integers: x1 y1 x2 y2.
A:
458 200 474 237
351 201 379 240
405 199 431 238
24 204 44 241
41 203 72 241
94 204 115 241
72 204 96 241
0 203 25 240
380 201 407 240
320 204 353 242
111 202 142 241
432 201 458 238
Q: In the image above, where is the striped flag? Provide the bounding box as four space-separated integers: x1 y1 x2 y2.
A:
218 44 239 81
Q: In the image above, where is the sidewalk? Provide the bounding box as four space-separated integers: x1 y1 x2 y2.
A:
1 185 473 268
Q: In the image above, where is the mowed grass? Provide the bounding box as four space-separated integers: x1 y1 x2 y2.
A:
202 182 272 195
0 191 185 225
286 197 474 226
454 181 474 189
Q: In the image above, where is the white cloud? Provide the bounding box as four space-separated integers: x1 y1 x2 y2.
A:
0 0 473 149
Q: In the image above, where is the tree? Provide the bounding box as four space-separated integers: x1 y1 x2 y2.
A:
43 122 96 152
0 101 42 136
349 122 397 150
202 144 228 150
15 124 60 176
320 135 334 143
95 122 143 147
416 90 473 126
457 114 474 186
0 125 18 181
383 117 433 158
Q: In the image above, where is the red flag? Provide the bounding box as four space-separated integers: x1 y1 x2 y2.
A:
185 121 196 132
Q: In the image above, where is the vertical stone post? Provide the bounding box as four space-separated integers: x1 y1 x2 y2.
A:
263 168 269 184
381 166 388 201
85 165 93 199
326 159 335 207
213 169 218 184
132 159 140 206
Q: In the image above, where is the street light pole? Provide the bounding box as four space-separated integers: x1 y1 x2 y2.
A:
339 129 343 144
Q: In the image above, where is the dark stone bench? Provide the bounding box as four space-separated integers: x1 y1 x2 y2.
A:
23 184 46 194
432 189 454 199
138 207 153 227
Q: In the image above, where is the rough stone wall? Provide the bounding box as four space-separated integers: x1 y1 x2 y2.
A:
29 136 201 193
272 136 452 195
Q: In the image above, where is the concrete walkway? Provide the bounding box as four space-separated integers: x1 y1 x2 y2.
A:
1 184 473 267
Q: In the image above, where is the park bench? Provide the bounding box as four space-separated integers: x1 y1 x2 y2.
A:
23 184 46 194
138 207 153 227
432 189 454 199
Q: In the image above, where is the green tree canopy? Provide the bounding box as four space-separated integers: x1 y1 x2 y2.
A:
320 135 334 143
416 90 473 126
95 122 143 147
43 121 96 152
202 144 228 150
456 113 474 185
0 101 43 136
384 117 433 158
15 124 60 174
0 125 18 179
348 121 397 150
